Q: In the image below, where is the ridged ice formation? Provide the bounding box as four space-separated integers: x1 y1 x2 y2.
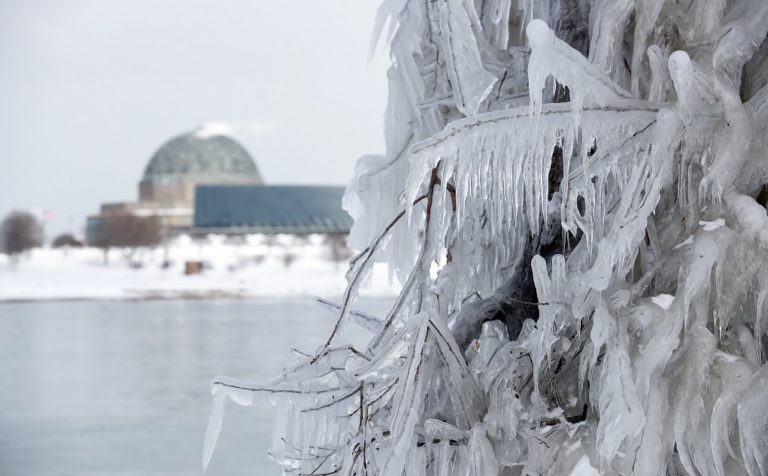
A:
205 1 768 474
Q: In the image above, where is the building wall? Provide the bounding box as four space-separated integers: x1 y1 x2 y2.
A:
139 174 262 207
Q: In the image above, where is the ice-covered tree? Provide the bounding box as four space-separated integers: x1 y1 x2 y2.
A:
205 1 768 474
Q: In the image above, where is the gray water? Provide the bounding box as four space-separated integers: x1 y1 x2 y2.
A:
0 298 389 476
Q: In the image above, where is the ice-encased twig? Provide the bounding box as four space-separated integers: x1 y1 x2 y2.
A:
314 297 384 333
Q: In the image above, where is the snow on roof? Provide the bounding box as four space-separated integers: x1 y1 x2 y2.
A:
194 122 234 139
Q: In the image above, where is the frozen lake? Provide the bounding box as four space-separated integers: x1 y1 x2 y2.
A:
0 298 389 475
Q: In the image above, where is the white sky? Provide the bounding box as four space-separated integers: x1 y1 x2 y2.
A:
0 0 390 236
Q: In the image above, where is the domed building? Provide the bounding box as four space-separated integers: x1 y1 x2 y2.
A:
86 125 351 245
139 131 263 206
86 126 264 243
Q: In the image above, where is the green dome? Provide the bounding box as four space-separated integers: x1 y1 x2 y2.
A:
143 129 262 182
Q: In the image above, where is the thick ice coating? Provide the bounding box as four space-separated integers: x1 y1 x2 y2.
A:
206 1 768 475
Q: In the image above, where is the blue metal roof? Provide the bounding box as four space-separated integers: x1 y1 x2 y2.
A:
193 185 352 234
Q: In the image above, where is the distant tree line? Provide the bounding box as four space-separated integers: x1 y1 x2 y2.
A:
1 210 164 266
90 213 163 264
90 213 162 250
1 209 352 270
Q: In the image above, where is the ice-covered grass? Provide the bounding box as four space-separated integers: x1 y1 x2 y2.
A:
0 234 399 302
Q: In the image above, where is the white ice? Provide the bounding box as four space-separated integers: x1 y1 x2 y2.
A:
206 1 768 474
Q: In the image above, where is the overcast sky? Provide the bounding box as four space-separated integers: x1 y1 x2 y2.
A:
0 0 389 236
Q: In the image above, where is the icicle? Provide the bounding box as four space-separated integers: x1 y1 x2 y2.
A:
439 0 498 116
593 306 645 465
710 353 754 476
488 0 512 50
631 0 666 97
737 363 768 476
526 18 633 114
646 45 670 102
467 423 498 475
588 0 634 84
633 378 670 476
202 389 227 471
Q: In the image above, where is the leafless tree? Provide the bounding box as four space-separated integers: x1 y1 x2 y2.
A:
52 233 83 248
325 234 353 264
1 210 44 264
92 213 163 265
282 250 297 268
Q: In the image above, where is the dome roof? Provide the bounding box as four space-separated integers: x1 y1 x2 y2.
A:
142 129 262 182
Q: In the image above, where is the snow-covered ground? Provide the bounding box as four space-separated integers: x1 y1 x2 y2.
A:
0 234 399 302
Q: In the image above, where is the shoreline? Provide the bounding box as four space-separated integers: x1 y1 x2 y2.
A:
0 290 398 305
0 238 400 305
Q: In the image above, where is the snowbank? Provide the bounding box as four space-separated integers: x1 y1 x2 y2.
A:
0 234 399 302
